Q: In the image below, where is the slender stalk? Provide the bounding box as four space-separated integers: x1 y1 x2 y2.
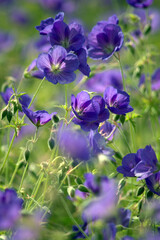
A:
8 150 23 187
60 196 89 239
0 132 16 174
18 162 29 193
26 172 44 210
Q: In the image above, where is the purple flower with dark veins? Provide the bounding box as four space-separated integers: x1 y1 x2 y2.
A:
126 0 153 8
117 145 158 181
88 15 124 60
49 20 85 52
0 189 23 230
71 91 110 131
36 12 64 35
37 46 79 84
22 106 56 127
27 59 44 80
104 86 133 115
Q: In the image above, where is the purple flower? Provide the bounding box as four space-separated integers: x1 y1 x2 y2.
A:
122 237 135 240
117 208 131 228
75 48 90 77
10 211 44 240
22 106 55 127
102 223 116 240
104 86 133 115
117 145 158 181
86 69 123 93
0 189 23 230
36 12 64 35
58 128 90 161
72 221 89 239
27 59 44 79
152 68 160 91
37 46 79 84
88 15 124 60
71 91 110 131
82 176 117 222
0 31 14 53
145 171 160 196
100 121 117 141
0 87 13 105
126 0 153 8
89 130 115 161
49 20 85 52
0 87 31 108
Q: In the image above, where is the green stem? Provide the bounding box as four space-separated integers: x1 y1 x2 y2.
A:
0 132 16 174
60 196 89 239
18 162 29 193
8 150 23 187
26 172 44 210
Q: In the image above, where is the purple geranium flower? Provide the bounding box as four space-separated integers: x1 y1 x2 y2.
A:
82 175 117 222
58 128 90 161
126 0 153 8
104 86 133 115
36 12 64 35
0 87 13 105
37 46 79 84
27 59 44 79
0 87 31 108
22 106 56 127
117 208 131 228
71 91 110 131
99 121 117 141
86 69 123 93
88 15 124 60
102 223 116 240
72 220 89 239
117 145 158 181
152 68 160 91
0 189 23 230
49 20 85 52
145 171 160 196
89 130 115 161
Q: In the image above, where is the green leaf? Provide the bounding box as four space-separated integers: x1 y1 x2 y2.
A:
137 186 145 196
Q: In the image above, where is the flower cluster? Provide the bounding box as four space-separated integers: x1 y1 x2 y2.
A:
71 87 133 131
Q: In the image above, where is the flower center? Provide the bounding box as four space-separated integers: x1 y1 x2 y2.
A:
104 44 114 54
51 64 60 74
